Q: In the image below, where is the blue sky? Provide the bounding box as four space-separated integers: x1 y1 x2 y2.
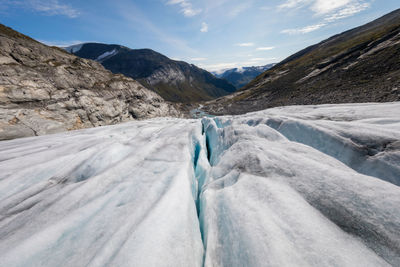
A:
0 0 399 71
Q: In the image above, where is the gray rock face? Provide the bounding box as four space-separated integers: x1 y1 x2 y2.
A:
146 66 187 86
0 24 180 140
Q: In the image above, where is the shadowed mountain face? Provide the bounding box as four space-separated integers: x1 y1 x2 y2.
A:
213 64 275 89
0 24 180 140
67 43 236 103
204 9 400 115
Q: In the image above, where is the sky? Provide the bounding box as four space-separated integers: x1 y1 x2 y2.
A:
0 0 399 72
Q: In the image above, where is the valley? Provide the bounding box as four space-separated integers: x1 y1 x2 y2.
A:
0 4 399 267
204 9 400 115
66 43 236 103
212 64 275 89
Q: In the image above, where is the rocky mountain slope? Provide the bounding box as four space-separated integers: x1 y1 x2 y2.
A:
0 24 180 140
66 43 236 103
204 9 400 115
213 64 275 89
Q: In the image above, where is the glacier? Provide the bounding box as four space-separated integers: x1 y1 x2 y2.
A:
0 102 399 266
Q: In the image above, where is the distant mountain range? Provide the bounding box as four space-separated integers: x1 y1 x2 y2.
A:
213 64 275 89
204 8 400 115
65 43 236 103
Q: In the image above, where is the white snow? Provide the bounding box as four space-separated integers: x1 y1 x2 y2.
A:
64 44 84 54
96 49 118 61
236 67 245 73
0 102 399 266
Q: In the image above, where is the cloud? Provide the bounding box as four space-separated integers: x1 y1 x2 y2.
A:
236 43 254 47
278 0 371 35
324 2 370 22
199 58 278 72
191 57 207 61
198 62 240 72
2 0 80 18
249 57 277 62
278 0 312 9
250 58 265 61
167 0 201 17
32 0 80 17
39 40 89 47
198 57 280 73
260 6 272 11
278 0 370 21
256 46 275 51
200 22 208 32
278 0 370 34
281 23 326 34
279 0 354 13
311 0 352 15
228 2 252 18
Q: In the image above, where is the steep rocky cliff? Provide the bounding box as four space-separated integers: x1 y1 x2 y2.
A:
0 24 180 140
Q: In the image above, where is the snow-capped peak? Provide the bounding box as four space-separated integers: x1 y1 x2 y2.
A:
64 43 85 53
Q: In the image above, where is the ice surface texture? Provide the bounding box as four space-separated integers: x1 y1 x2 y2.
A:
0 102 399 266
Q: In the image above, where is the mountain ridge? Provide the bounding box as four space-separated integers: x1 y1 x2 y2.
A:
212 64 275 89
66 43 236 103
203 8 400 115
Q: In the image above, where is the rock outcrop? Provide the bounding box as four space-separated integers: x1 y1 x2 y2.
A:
0 24 180 140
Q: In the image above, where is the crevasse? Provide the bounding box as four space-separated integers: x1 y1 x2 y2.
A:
196 112 400 266
0 102 400 267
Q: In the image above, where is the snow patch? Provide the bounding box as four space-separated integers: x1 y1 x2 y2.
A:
96 49 118 61
64 43 84 53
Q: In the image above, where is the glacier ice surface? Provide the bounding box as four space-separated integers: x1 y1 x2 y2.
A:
0 102 399 266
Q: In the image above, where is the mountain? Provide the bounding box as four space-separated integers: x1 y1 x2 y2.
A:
0 24 180 140
65 43 236 103
204 9 400 115
1 102 399 266
213 64 275 89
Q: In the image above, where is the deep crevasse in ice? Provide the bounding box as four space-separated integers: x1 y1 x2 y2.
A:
0 102 400 266
0 120 204 267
